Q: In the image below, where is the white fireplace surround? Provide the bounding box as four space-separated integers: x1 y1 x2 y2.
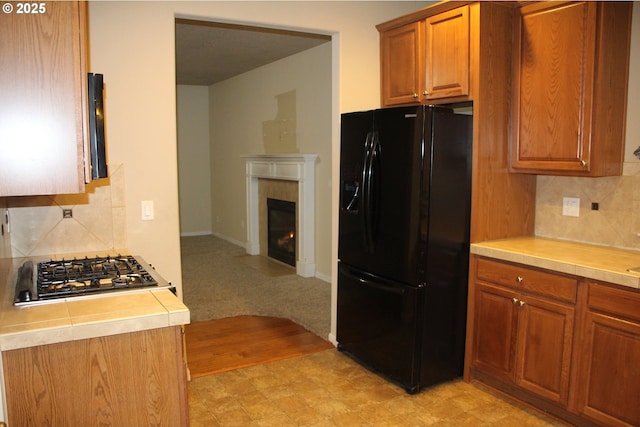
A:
242 154 318 277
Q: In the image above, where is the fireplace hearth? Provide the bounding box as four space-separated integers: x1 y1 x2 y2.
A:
267 198 296 266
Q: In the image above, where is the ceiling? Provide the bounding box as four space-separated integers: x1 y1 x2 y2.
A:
175 19 331 86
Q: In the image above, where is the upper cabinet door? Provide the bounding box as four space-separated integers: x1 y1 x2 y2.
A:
511 1 632 176
380 21 424 107
424 5 469 101
0 1 88 197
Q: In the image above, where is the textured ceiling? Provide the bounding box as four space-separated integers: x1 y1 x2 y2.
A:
175 19 331 86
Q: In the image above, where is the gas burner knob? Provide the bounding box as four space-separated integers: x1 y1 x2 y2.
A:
18 289 32 302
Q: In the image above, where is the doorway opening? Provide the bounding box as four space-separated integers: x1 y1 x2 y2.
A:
175 16 332 336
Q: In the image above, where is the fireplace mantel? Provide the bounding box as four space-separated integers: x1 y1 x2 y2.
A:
242 154 318 277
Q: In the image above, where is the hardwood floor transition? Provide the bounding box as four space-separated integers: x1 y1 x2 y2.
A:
185 315 334 378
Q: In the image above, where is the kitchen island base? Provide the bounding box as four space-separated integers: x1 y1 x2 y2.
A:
2 326 188 427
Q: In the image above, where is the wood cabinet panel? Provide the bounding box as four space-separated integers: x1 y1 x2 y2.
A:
511 1 632 176
380 21 423 106
472 283 518 381
579 312 640 427
514 2 593 169
424 5 469 100
3 327 189 427
0 1 88 196
587 281 640 322
516 294 574 405
476 257 577 303
574 282 640 426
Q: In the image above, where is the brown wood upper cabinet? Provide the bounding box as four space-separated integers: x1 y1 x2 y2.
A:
379 5 470 106
0 1 90 197
424 6 469 101
379 21 424 106
510 1 632 176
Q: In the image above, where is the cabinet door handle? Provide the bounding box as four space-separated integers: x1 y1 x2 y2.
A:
412 93 418 99
516 276 523 284
512 297 518 304
580 160 587 167
519 300 526 307
423 90 429 96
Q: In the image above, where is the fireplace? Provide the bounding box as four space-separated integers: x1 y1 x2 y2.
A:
267 198 296 266
242 154 318 277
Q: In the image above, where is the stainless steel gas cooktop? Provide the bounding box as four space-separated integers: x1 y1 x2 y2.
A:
14 255 174 306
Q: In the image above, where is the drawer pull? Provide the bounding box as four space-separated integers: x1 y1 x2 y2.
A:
516 276 523 284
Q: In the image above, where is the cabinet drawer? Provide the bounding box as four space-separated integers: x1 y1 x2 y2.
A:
476 258 577 303
587 282 640 323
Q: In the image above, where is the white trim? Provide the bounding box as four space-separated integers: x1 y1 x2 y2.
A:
242 154 318 278
211 232 246 248
180 231 213 237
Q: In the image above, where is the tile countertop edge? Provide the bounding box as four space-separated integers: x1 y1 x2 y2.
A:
0 306 186 351
151 289 191 327
0 324 74 351
471 237 640 289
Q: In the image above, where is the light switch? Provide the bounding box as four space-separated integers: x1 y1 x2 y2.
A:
562 197 580 217
141 200 154 220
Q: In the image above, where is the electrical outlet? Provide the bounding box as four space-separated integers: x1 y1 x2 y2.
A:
562 197 580 217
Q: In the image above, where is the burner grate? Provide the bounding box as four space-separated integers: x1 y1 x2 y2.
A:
36 255 158 300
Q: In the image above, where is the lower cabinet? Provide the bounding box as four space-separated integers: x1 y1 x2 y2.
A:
468 255 640 426
471 258 576 406
2 326 189 427
574 282 640 427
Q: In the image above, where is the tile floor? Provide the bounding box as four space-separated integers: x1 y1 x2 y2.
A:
188 349 563 427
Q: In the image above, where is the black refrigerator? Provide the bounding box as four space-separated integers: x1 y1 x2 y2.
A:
337 104 472 394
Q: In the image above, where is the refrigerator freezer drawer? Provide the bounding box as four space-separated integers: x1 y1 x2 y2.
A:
336 262 423 393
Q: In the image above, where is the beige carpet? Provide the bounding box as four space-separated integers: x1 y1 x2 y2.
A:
180 235 331 339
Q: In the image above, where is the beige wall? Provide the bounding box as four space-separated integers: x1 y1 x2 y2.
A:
534 3 640 250
177 85 212 236
209 42 333 279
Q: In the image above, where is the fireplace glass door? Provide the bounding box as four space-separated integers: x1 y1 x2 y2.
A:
267 198 296 266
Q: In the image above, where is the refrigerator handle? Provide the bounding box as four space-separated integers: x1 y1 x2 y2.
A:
361 132 373 252
364 131 381 253
340 265 406 296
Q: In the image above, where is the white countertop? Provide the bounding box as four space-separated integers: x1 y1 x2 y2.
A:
471 237 640 289
0 257 190 351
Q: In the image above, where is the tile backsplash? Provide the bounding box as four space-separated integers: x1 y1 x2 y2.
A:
6 163 127 257
4 159 640 260
535 162 640 251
